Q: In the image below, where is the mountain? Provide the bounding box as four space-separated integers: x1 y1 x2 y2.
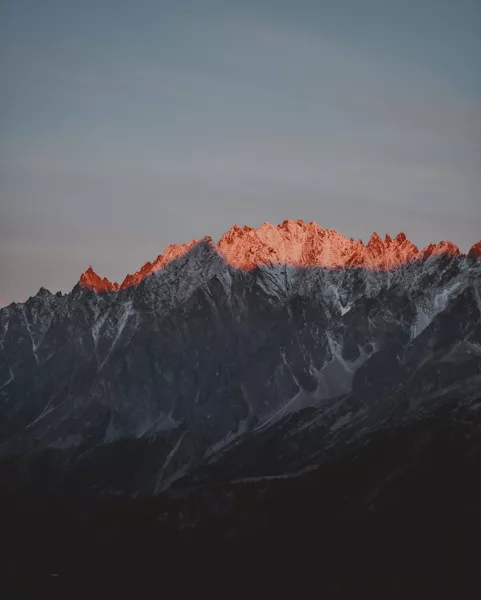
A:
77 220 463 291
1 219 480 495
1 219 481 597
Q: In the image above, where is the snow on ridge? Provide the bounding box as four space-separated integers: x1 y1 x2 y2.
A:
98 301 134 371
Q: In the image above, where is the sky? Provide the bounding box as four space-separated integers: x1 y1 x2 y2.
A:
1 0 480 305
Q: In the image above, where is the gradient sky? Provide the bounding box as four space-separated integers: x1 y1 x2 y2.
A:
1 0 480 305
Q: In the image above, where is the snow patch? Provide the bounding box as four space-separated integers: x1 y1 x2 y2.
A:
155 429 188 492
330 412 353 432
157 463 191 492
216 268 233 297
92 311 108 349
21 306 39 363
411 304 432 339
434 280 462 312
205 418 249 459
98 301 133 371
0 368 14 390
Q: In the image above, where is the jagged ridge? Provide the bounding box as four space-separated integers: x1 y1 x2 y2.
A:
1 216 480 498
79 220 476 293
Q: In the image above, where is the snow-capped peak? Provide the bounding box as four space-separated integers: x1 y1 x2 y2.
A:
78 221 480 293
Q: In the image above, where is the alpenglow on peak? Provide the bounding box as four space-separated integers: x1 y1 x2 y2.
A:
78 220 476 293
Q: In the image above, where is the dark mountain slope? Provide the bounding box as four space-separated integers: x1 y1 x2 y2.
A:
2 395 480 599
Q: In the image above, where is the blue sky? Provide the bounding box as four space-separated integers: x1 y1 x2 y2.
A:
1 0 480 304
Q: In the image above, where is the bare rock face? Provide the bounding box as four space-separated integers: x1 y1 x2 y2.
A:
0 222 480 496
468 240 481 260
79 266 120 292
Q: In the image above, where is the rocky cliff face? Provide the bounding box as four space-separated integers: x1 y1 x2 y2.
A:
0 221 480 495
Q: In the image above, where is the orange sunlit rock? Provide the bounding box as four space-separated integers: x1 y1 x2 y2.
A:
118 239 200 289
79 266 120 292
418 241 461 260
468 241 481 259
78 221 480 293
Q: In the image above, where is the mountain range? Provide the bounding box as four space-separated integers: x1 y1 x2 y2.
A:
79 220 480 292
2 219 481 597
1 219 480 495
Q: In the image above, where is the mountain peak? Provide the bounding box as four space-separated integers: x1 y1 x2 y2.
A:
419 241 461 260
468 241 481 259
368 231 382 244
36 287 52 298
78 221 476 293
79 267 119 293
119 239 200 290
